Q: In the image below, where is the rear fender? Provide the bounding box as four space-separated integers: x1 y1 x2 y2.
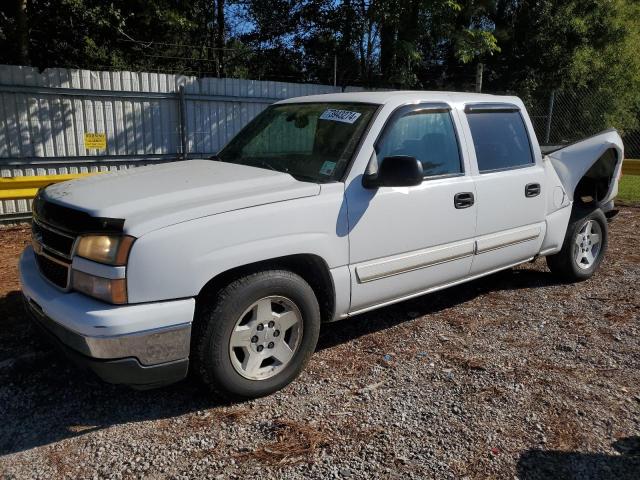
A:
547 129 624 205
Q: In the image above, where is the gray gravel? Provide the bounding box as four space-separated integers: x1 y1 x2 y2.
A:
1 207 639 479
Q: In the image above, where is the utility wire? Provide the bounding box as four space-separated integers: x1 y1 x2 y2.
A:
117 38 242 52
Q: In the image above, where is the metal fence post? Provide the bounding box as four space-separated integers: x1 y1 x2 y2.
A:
544 90 556 144
178 85 188 160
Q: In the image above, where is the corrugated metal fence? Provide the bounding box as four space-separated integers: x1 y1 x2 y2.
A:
0 64 343 218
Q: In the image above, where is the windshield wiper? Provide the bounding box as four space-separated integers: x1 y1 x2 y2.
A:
213 156 316 182
257 160 279 172
250 160 318 183
289 172 320 183
246 158 287 173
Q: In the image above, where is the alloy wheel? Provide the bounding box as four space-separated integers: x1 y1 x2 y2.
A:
228 296 303 380
574 219 602 270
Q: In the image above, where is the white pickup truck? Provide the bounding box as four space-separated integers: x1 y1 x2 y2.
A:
19 91 624 398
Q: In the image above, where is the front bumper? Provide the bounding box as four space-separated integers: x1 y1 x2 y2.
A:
19 246 195 388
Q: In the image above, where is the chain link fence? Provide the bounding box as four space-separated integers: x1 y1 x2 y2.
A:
521 88 640 158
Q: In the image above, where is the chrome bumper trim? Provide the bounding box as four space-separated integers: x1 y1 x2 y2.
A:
25 297 191 366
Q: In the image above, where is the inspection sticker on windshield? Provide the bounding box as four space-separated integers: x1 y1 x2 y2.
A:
319 161 337 176
319 109 361 124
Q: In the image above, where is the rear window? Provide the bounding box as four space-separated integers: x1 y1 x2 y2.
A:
466 111 533 172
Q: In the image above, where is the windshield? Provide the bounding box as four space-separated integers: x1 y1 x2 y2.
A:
216 102 378 182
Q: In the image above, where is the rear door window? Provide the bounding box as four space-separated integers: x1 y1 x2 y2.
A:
465 109 534 172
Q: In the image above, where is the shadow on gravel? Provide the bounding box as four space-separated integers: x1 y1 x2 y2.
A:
0 267 562 456
0 292 231 457
0 290 28 333
517 437 640 480
317 266 565 351
0 290 46 360
0 358 226 456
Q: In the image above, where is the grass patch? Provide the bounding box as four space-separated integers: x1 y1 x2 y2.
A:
618 174 640 203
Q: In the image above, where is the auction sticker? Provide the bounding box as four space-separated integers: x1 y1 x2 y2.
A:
319 160 337 176
319 109 361 124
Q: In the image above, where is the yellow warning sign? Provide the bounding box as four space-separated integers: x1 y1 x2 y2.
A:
84 132 107 150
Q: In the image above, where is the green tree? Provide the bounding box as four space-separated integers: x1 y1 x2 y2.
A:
485 0 640 135
0 0 639 139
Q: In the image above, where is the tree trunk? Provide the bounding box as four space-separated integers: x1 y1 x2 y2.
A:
379 1 396 82
16 0 29 64
208 0 216 75
379 23 394 77
338 0 354 86
365 15 374 83
356 0 367 82
216 0 225 77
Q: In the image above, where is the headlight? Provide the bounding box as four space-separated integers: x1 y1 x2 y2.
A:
75 235 135 265
72 270 128 304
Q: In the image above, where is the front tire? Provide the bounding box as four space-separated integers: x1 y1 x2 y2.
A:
546 207 608 281
192 270 320 399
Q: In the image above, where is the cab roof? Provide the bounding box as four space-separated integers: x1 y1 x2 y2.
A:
276 90 523 110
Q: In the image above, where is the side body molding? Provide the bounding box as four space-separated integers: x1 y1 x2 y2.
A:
354 223 544 285
355 240 475 283
475 224 543 254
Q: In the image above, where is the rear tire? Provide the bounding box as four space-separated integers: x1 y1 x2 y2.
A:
192 270 320 399
546 207 608 281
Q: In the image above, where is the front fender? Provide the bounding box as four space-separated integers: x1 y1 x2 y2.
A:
126 183 348 303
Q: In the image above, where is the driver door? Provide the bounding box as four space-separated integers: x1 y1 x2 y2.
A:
346 104 477 313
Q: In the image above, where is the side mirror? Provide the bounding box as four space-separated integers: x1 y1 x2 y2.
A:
363 156 424 188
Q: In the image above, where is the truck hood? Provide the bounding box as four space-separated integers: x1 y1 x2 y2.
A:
42 160 321 236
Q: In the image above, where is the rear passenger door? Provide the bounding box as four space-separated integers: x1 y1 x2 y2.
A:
462 103 547 275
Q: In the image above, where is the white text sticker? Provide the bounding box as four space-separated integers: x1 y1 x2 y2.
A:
319 109 362 124
319 161 337 176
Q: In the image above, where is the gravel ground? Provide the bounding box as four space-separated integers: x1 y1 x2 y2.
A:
0 207 639 479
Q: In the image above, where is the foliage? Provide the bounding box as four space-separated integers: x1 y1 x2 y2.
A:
0 0 639 132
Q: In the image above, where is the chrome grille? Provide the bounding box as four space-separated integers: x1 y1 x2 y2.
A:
31 218 76 290
32 219 75 259
35 253 69 289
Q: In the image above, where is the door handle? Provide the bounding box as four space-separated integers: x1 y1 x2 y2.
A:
525 183 541 198
454 192 474 209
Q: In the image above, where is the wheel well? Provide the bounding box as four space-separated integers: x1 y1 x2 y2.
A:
574 148 618 208
196 254 336 322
